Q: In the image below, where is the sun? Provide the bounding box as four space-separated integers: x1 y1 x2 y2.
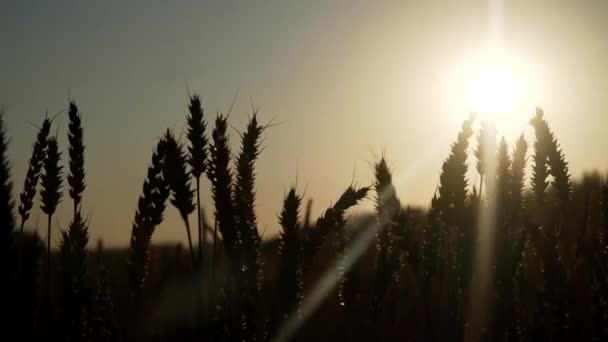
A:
446 48 541 137
467 63 521 117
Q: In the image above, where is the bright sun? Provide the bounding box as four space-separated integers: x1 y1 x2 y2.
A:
446 48 541 136
468 63 521 117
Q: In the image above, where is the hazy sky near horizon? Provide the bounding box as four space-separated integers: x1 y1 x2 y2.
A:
1 0 607 247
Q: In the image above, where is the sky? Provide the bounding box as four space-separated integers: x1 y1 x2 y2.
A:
1 0 607 247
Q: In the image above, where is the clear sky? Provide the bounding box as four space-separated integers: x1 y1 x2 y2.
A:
1 0 607 247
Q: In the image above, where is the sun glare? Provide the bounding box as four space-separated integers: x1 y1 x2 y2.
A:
468 63 520 117
446 48 541 137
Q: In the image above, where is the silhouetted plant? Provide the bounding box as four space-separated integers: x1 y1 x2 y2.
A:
59 212 90 341
530 108 550 211
422 191 441 281
474 120 493 197
306 185 370 251
303 199 313 230
18 117 51 236
67 101 85 215
127 139 169 301
495 136 515 340
303 184 368 320
278 187 303 320
510 134 528 224
529 107 570 340
507 136 529 339
233 113 265 340
207 114 235 254
437 114 475 225
496 137 512 226
206 113 238 338
0 110 15 254
370 157 401 325
531 107 571 211
163 130 196 267
186 94 208 266
434 114 476 340
0 96 606 342
40 137 62 287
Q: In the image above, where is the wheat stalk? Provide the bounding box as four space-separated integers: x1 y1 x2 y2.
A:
306 185 369 252
233 113 265 339
207 114 235 255
59 212 90 340
510 134 528 224
40 136 62 292
162 130 196 267
370 156 400 324
67 101 86 215
278 187 303 320
433 114 476 340
186 94 208 267
496 137 512 225
529 107 570 339
127 138 169 302
538 109 571 210
530 108 550 210
18 117 51 236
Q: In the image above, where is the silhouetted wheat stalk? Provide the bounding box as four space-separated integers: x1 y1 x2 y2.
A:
510 134 528 224
60 100 91 340
278 187 303 320
186 94 208 266
430 113 476 341
233 114 263 277
303 199 313 230
0 109 15 255
529 107 572 340
59 212 90 340
207 114 235 257
530 108 550 212
370 157 401 326
233 113 265 339
422 191 441 282
508 135 529 336
127 139 169 301
305 185 369 252
304 184 368 316
474 120 493 198
531 108 571 211
495 136 515 340
18 117 51 236
40 136 62 291
496 137 512 226
67 101 85 215
163 130 196 267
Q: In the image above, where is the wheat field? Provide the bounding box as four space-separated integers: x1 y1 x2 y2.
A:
0 100 606 342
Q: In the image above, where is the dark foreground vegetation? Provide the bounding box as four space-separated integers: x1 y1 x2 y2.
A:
0 99 606 342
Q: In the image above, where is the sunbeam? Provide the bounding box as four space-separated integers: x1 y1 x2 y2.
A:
272 218 380 342
468 123 498 341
